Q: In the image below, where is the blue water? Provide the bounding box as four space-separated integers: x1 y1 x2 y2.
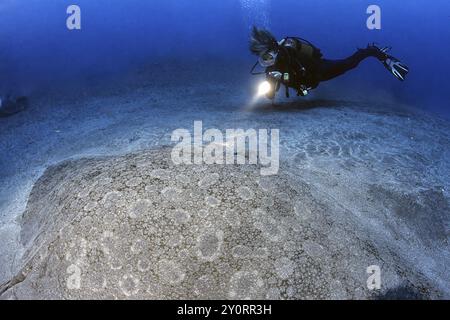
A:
0 0 449 115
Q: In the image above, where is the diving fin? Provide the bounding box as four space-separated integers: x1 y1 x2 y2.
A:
383 56 409 81
369 44 409 81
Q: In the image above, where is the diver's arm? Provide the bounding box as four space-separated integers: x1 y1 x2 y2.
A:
267 71 283 81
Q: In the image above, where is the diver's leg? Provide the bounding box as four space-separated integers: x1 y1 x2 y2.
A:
317 47 385 82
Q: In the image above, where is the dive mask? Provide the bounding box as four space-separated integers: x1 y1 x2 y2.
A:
258 50 278 67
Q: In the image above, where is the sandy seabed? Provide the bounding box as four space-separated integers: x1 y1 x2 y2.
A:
0 64 449 299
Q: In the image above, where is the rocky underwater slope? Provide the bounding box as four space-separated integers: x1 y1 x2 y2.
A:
0 146 444 299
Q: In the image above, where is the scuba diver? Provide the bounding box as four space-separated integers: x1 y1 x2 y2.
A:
250 26 409 99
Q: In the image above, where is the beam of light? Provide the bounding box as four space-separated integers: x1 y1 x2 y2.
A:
258 81 271 96
243 80 272 112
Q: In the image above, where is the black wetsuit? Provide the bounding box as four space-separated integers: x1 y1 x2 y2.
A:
318 48 384 81
267 38 384 92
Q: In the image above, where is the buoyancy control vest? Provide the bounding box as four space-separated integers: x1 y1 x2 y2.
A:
277 37 323 88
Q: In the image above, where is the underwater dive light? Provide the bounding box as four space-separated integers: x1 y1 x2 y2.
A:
258 81 272 96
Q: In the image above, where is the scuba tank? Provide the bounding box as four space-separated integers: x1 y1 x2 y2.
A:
279 37 323 60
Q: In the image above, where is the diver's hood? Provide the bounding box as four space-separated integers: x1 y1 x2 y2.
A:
258 50 278 67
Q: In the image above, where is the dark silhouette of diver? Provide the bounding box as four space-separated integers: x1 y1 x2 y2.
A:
250 27 409 99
